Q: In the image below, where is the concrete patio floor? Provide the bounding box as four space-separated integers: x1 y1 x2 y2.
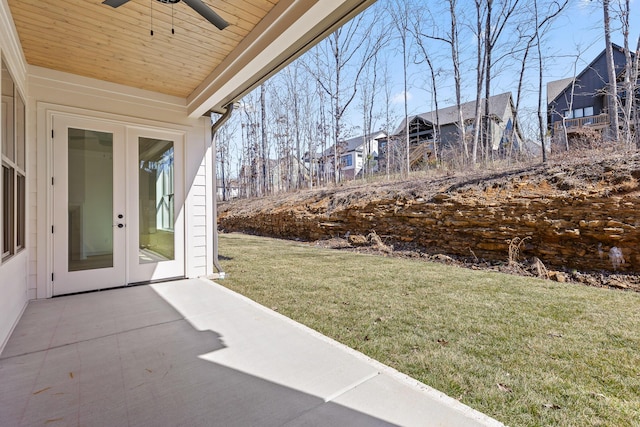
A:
0 278 504 426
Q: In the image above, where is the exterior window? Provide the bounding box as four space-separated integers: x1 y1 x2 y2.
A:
341 154 353 167
563 110 572 118
584 106 594 117
574 108 584 118
1 58 26 262
2 165 13 258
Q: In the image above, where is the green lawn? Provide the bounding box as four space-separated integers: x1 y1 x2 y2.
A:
218 233 640 427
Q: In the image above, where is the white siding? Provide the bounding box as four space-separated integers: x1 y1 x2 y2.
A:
185 145 211 279
0 0 29 351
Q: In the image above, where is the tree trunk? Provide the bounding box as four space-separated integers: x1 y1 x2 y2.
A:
472 0 485 165
621 0 633 148
260 85 268 195
483 0 493 163
449 0 467 160
402 35 410 177
534 0 546 163
603 0 620 141
635 36 640 148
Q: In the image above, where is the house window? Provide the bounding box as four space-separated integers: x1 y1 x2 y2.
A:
341 154 353 167
2 165 13 259
1 58 26 262
573 108 584 118
584 106 594 117
563 110 572 118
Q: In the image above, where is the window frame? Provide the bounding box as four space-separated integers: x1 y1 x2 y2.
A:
341 153 353 167
1 57 26 263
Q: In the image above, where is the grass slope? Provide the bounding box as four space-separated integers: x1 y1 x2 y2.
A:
219 233 640 427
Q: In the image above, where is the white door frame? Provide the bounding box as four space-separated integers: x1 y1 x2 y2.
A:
49 112 185 296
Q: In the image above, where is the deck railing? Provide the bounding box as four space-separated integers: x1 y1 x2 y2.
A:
553 113 610 133
409 141 432 168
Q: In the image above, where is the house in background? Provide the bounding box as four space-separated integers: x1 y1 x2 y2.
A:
382 92 523 169
338 131 385 180
547 43 637 142
0 0 375 351
217 178 240 201
317 131 385 181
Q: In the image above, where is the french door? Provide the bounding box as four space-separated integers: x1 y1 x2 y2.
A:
52 115 184 296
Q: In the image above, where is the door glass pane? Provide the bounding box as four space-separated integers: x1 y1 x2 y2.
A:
139 137 174 264
68 128 113 271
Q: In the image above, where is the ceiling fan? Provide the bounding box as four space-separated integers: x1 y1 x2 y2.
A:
103 0 229 30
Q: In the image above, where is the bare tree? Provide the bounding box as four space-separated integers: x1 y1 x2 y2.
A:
260 84 269 195
472 0 487 164
416 0 466 162
412 33 441 166
381 62 397 179
482 0 523 162
240 94 261 197
306 7 384 183
634 35 640 148
216 116 237 201
615 0 636 148
281 64 306 188
448 0 466 160
389 0 412 177
357 52 382 179
298 66 320 188
515 0 568 162
603 0 620 141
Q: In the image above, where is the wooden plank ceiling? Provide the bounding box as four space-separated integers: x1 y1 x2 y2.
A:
8 0 278 98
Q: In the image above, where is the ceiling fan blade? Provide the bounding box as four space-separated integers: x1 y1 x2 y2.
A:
102 0 131 7
182 0 229 30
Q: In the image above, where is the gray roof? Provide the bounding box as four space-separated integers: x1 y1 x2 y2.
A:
546 43 635 106
546 78 574 106
323 130 387 156
394 92 515 135
342 130 386 151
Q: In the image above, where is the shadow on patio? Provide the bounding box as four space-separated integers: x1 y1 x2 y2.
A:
0 279 501 426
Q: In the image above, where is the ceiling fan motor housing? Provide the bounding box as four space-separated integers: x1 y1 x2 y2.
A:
103 0 229 30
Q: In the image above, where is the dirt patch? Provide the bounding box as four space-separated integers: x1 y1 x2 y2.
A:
308 235 640 292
